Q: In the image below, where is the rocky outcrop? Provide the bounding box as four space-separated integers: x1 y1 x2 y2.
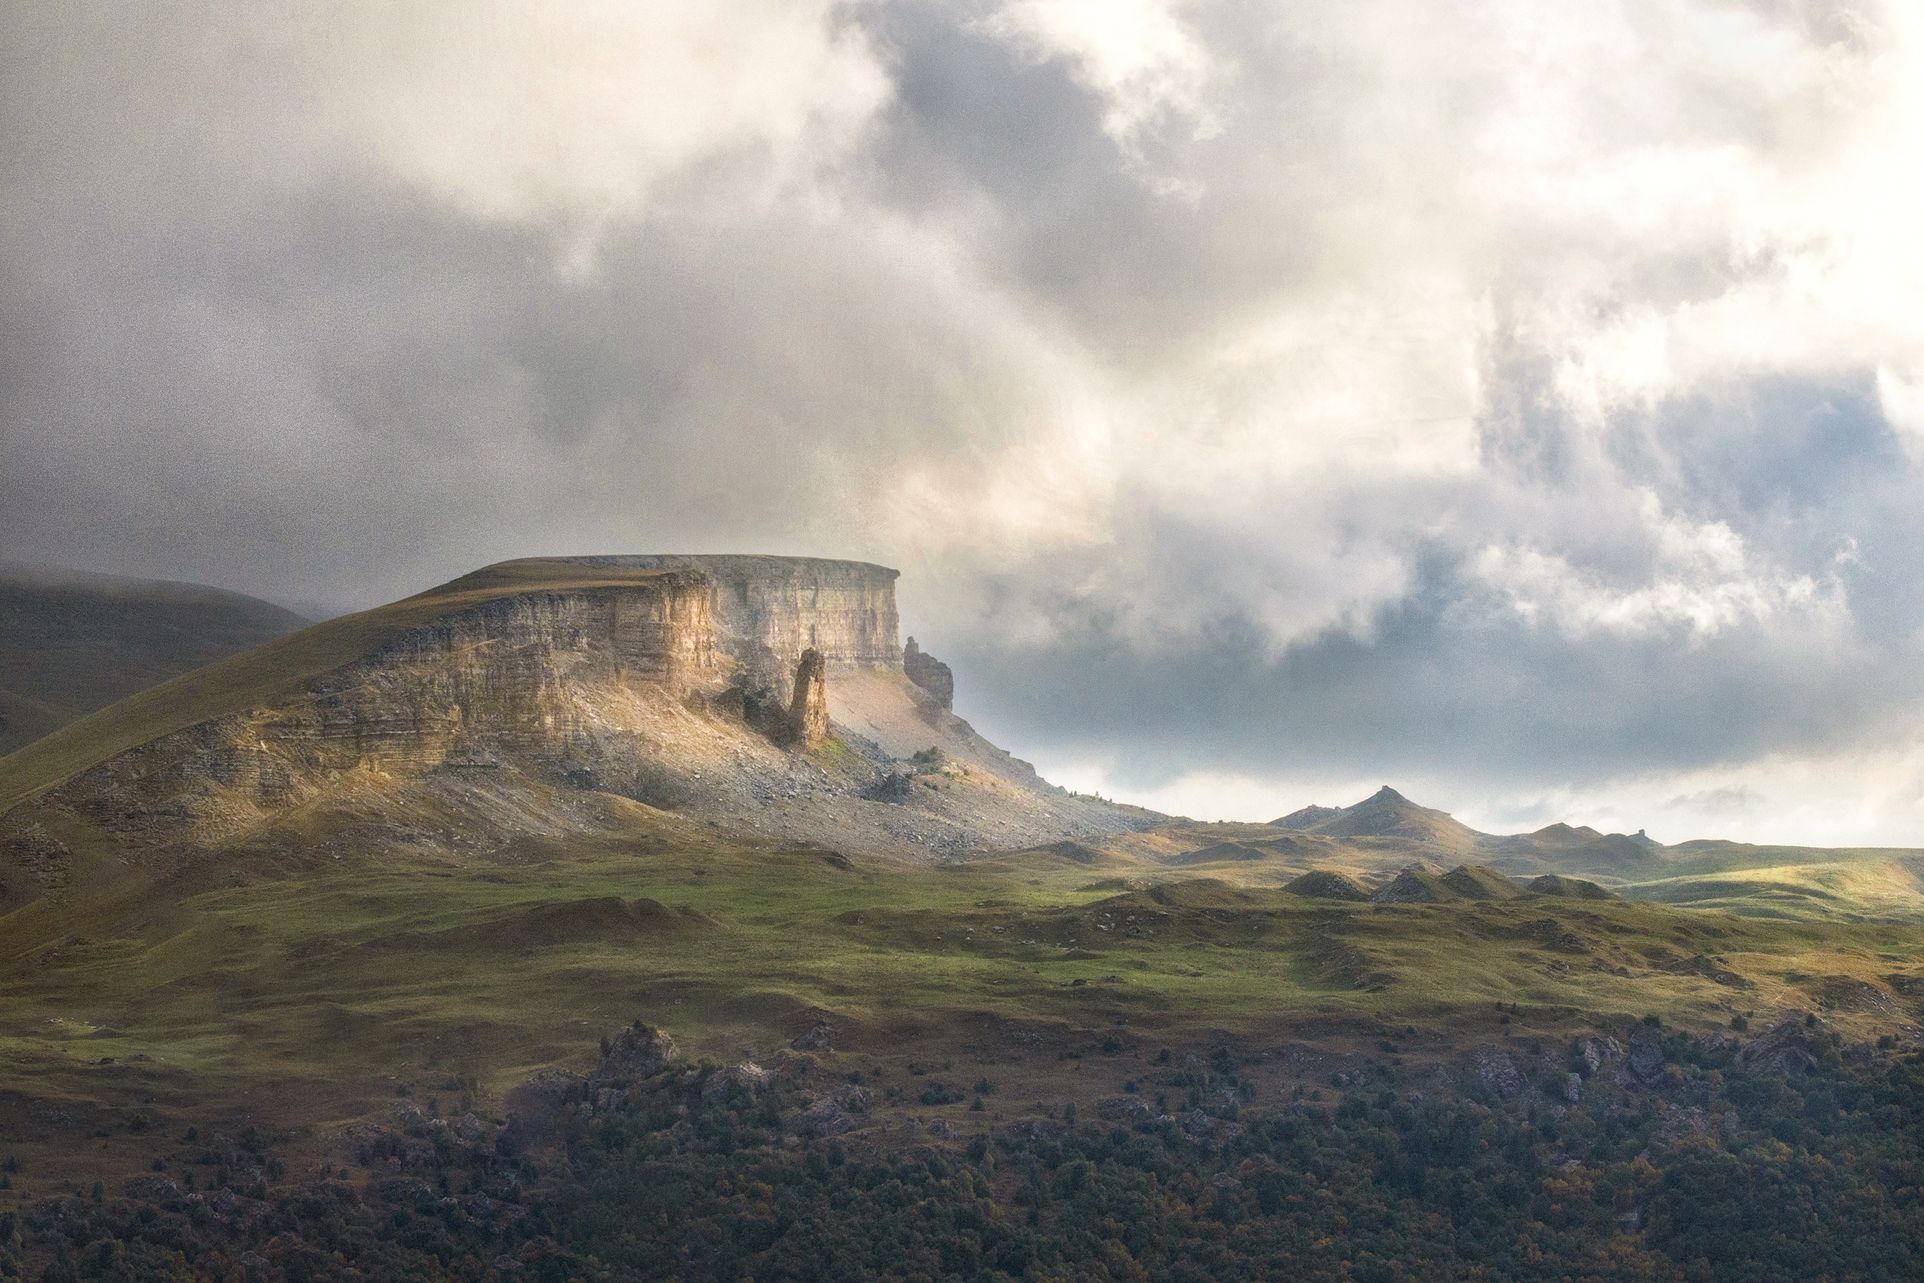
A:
1740 1020 1825 1075
785 649 830 748
1467 1046 1526 1101
593 1024 680 1082
903 637 954 709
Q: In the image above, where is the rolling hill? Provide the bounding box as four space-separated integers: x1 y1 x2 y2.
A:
0 563 307 756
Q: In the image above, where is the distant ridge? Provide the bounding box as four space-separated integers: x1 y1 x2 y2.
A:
0 563 308 756
1274 786 1480 852
1267 786 1671 879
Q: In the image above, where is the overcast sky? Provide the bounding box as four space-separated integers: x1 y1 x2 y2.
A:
5 1 1924 844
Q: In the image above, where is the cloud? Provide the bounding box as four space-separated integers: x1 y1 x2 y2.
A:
317 2 890 236
977 0 1222 193
6 0 1924 840
1463 493 1842 643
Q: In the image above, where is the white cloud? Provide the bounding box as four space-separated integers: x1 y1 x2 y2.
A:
1464 494 1842 643
315 1 890 231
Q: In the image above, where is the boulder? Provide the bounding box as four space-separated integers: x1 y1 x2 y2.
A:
594 1024 679 1082
1627 1029 1665 1085
1469 1047 1526 1101
1576 1035 1622 1077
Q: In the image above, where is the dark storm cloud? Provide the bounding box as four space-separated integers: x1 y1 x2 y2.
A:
5 0 1924 840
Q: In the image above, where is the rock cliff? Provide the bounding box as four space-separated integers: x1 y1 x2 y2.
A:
903 637 954 710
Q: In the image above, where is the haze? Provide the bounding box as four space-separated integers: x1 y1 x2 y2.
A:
4 1 1922 845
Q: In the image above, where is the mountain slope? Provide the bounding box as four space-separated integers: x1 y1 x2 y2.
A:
0 556 1152 909
1284 786 1482 852
0 563 307 756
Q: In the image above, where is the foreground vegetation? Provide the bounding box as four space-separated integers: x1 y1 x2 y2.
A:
5 1022 1922 1281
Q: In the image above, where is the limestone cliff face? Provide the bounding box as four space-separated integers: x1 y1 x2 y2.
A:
566 556 901 682
289 580 721 765
39 574 723 839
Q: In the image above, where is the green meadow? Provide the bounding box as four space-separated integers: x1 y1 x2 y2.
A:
6 826 1920 1181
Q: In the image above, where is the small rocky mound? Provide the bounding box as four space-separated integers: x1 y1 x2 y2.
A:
702 1061 773 1101
1285 869 1371 901
1439 865 1522 900
1168 842 1272 866
1026 839 1108 865
1371 866 1453 903
802 1084 872 1136
1247 833 1316 856
1805 975 1899 1015
1527 874 1616 900
790 1020 835 1051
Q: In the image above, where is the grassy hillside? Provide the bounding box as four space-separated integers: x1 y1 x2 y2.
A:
0 564 308 757
1621 858 1924 921
2 825 1918 1192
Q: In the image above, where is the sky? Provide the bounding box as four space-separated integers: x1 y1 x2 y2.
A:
4 0 1924 845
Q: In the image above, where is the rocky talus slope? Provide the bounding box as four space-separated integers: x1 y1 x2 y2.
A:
0 557 1151 906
